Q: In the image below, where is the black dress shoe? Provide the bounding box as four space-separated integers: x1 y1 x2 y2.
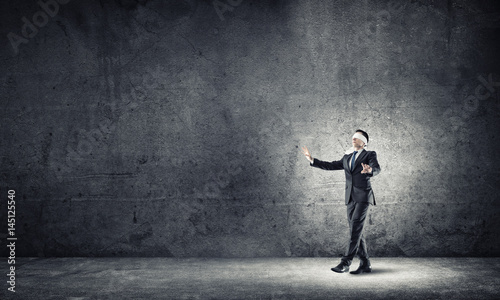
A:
331 262 350 273
350 260 372 274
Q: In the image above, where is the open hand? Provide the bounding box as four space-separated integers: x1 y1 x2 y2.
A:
361 163 372 174
301 146 313 163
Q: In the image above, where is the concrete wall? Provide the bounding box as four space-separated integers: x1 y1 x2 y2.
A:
1 0 499 257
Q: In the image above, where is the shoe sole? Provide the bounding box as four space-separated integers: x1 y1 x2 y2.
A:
331 268 349 273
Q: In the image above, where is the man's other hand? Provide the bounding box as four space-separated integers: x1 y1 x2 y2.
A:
361 163 372 174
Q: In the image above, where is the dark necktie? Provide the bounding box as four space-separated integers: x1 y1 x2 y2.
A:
350 151 358 171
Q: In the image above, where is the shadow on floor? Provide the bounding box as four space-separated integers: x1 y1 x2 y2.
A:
359 268 398 275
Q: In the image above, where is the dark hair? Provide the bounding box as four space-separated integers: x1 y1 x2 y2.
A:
355 129 369 144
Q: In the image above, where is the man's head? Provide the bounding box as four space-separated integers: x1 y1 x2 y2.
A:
352 129 369 149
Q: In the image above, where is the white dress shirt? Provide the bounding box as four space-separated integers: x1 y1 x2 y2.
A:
348 148 365 170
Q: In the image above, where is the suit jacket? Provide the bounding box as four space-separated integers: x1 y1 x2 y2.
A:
310 150 381 205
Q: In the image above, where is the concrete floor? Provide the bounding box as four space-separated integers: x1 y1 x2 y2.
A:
0 257 499 299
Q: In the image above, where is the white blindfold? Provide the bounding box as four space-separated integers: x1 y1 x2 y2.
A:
352 133 367 146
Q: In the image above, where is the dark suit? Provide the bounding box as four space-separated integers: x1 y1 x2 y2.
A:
310 149 381 264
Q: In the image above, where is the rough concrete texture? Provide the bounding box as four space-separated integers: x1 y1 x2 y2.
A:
0 257 499 299
0 0 499 257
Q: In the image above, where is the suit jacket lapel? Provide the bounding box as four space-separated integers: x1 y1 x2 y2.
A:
353 150 368 171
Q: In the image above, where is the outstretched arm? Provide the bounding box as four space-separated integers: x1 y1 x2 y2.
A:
301 146 344 171
301 146 314 163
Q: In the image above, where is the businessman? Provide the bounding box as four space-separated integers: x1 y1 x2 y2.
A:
301 129 381 274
